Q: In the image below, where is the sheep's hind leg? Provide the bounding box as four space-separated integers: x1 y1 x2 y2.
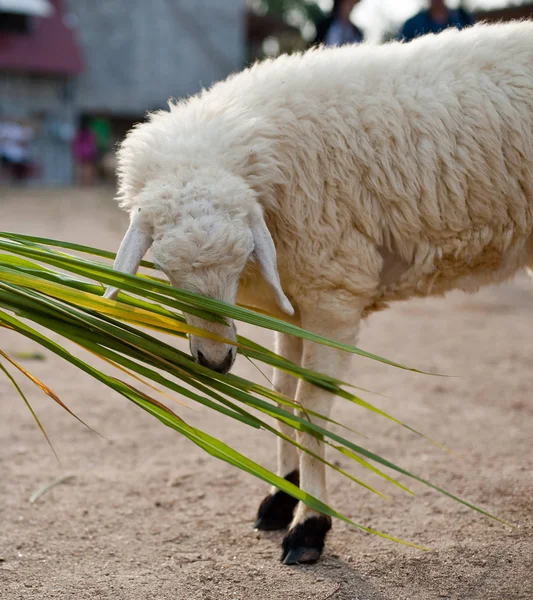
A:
280 313 359 565
255 332 303 531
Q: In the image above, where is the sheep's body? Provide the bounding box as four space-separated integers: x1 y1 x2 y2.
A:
120 22 533 320
112 22 533 564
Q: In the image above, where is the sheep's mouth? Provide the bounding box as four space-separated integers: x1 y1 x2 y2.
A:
195 349 235 374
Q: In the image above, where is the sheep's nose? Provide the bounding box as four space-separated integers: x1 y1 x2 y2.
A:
196 349 234 374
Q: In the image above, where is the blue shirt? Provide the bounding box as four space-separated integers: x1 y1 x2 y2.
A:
399 9 473 42
325 19 363 47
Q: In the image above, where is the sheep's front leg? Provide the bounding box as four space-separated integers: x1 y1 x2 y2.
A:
281 321 357 565
255 332 303 531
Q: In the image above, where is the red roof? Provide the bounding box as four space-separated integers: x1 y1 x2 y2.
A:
0 0 83 75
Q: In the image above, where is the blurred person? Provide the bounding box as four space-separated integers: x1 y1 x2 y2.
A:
314 0 363 47
73 115 98 186
399 0 474 42
0 119 34 182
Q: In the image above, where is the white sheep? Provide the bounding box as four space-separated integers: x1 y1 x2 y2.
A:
105 21 533 564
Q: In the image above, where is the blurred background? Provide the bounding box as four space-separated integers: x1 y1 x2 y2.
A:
0 0 532 188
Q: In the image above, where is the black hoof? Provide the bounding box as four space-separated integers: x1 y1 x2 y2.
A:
254 470 299 531
280 515 332 565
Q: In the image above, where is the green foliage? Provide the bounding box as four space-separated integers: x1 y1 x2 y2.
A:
251 0 325 25
0 232 510 545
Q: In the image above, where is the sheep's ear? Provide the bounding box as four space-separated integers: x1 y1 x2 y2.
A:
251 212 294 316
104 211 153 300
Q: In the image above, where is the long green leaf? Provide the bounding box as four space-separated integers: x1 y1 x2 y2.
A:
0 234 511 535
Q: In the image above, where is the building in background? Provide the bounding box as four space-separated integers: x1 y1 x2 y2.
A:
68 0 244 151
0 0 245 186
0 0 83 185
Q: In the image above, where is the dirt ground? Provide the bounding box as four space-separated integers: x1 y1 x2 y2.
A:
1 187 532 600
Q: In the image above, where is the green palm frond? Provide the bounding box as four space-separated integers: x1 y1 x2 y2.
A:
0 232 511 548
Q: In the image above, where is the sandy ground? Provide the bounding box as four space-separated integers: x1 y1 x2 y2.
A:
1 187 532 600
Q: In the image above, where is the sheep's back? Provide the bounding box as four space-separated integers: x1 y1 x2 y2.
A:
240 23 533 303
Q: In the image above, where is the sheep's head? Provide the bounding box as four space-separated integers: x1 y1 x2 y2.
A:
105 171 293 374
